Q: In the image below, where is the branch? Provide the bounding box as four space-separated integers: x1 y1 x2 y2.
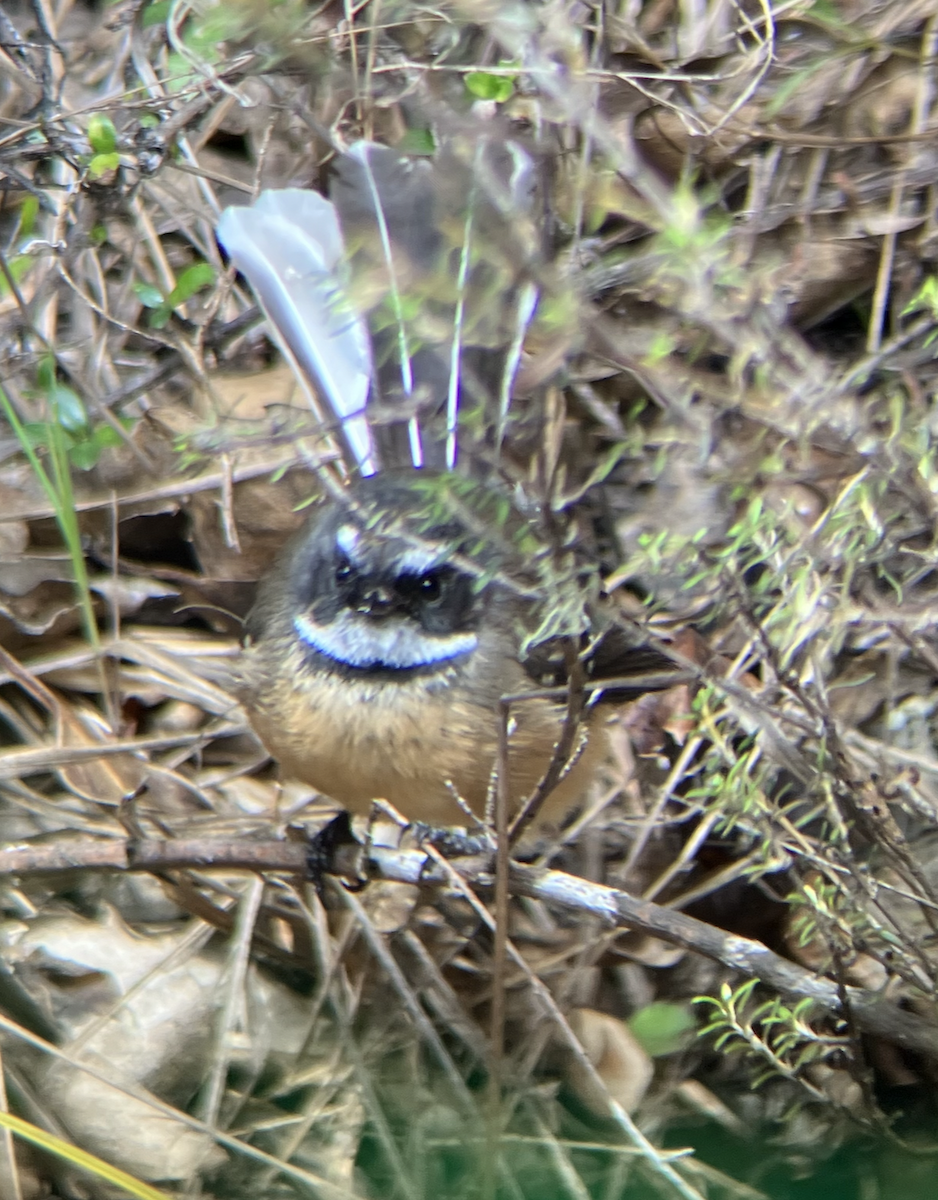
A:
1 836 935 1056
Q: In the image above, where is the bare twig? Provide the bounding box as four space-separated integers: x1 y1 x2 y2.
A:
0 836 935 1057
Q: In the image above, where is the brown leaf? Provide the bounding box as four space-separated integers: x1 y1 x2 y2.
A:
566 1007 654 1116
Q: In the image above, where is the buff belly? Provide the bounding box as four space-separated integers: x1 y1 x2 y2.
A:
242 642 607 826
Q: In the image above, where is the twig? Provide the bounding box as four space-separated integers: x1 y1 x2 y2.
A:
508 641 587 845
1 836 936 1057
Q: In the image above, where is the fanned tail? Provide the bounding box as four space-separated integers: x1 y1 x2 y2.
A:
218 135 546 478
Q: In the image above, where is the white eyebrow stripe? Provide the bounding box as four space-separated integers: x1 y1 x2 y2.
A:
392 545 447 574
333 526 446 575
294 612 478 670
336 525 360 556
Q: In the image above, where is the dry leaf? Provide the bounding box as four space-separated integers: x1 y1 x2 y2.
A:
566 1007 654 1116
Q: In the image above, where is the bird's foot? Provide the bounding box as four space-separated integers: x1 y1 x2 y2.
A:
306 810 365 896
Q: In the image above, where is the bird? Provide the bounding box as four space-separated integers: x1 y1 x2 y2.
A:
217 136 685 832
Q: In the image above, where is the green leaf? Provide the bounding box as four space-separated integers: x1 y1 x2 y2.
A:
68 439 101 470
49 385 89 435
134 281 165 308
92 424 124 449
37 356 55 392
20 422 49 448
88 152 120 179
17 195 39 238
902 275 938 318
646 330 675 363
397 128 436 155
465 71 515 103
87 114 117 154
142 0 171 25
164 52 196 93
0 255 32 297
148 304 173 329
629 1003 696 1057
167 261 216 306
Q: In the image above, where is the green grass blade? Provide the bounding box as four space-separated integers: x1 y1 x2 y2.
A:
0 1109 170 1200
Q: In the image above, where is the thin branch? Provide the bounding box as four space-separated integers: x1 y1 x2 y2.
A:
1 836 936 1057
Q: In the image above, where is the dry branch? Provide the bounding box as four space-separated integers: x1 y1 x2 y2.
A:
1 835 935 1058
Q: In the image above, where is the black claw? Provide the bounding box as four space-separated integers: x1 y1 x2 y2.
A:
306 810 358 897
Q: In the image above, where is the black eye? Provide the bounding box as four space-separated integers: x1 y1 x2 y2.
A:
420 572 442 601
335 559 352 584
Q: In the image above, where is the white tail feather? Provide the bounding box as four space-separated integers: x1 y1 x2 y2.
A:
217 188 377 475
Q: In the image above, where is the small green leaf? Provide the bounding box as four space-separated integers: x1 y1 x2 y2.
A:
0 255 32 297
134 282 165 308
142 0 171 26
17 195 39 238
37 356 55 392
20 422 48 449
167 261 216 306
164 52 196 93
87 114 117 154
68 439 101 470
902 275 938 319
49 385 89 435
147 304 173 329
92 424 124 450
90 224 108 246
646 330 675 364
465 71 514 103
628 1003 696 1057
396 128 436 155
88 152 120 179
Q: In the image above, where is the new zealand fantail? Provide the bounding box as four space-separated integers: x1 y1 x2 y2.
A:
218 138 682 828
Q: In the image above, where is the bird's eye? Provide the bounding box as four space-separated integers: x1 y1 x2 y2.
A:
335 559 353 584
420 572 442 601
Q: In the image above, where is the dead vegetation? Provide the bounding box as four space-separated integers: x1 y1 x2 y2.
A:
2 0 938 1197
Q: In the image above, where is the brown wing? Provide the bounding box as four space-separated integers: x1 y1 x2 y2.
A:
521 624 690 701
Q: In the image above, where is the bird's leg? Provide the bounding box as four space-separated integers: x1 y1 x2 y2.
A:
305 810 363 896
